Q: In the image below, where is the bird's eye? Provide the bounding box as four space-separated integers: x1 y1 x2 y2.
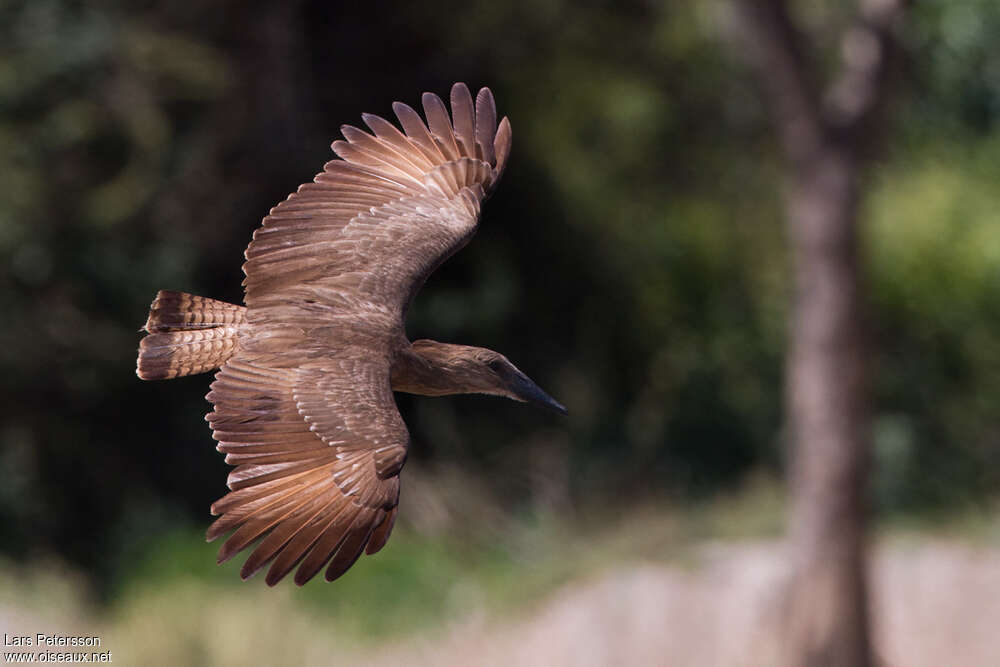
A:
488 360 504 373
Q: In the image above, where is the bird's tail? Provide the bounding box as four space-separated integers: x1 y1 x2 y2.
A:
137 290 246 380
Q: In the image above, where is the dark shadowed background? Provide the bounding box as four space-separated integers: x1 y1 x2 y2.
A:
2 1 1000 664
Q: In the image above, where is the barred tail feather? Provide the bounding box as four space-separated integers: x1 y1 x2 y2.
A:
144 290 246 332
137 291 246 380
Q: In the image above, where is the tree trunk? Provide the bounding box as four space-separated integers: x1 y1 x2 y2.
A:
732 2 905 662
783 145 871 667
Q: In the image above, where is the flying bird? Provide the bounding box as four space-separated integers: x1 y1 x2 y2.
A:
136 83 566 586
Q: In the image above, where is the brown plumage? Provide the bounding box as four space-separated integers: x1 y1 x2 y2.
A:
136 83 566 586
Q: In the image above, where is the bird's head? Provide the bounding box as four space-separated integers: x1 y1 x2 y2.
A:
408 340 568 415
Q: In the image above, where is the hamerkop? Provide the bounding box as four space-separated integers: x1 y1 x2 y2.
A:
136 83 566 586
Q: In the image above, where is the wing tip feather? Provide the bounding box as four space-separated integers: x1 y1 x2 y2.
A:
494 115 512 178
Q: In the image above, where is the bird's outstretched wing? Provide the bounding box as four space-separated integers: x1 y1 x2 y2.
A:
206 353 404 586
205 83 510 585
243 82 511 326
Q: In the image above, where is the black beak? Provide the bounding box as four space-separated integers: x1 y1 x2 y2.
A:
508 371 568 415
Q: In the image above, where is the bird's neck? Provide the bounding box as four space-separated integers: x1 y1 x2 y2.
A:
389 344 462 396
390 340 495 397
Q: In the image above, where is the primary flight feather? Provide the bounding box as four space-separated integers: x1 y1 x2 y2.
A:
136 83 566 586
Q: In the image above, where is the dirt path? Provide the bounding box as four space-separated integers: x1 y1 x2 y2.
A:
365 540 1000 667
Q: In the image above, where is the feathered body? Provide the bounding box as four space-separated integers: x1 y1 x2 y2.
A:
136 83 564 586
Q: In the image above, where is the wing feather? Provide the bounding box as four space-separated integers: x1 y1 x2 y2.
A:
289 504 364 586
365 506 398 555
450 82 477 158
340 125 427 180
264 499 355 585
422 92 461 161
324 513 380 582
392 102 446 163
361 113 436 172
330 140 416 181
206 479 316 541
475 87 497 165
495 116 513 181
222 446 331 465
216 484 322 564
238 488 338 580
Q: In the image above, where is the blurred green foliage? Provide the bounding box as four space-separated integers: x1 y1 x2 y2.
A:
1 0 999 593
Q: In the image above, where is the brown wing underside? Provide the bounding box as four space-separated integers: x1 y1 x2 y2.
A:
204 83 511 585
206 356 405 586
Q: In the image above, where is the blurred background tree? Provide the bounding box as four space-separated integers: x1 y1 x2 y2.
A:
1 0 999 606
737 1 905 664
